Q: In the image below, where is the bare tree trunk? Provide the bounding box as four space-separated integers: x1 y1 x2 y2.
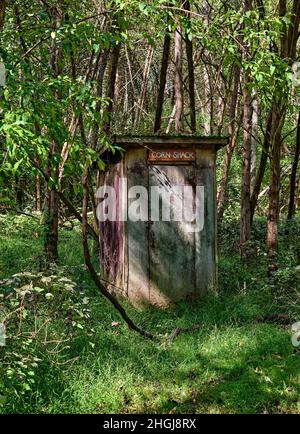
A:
287 112 300 220
217 65 240 219
43 3 64 263
266 0 287 257
240 76 252 253
35 175 41 212
91 47 110 149
208 70 215 134
217 75 226 135
240 0 253 255
267 104 285 256
217 116 242 219
134 45 153 127
202 62 211 135
15 176 24 208
201 2 213 134
174 20 184 133
183 0 196 133
250 113 272 222
44 173 59 263
154 33 171 133
251 96 259 195
166 104 176 134
0 0 5 32
104 43 121 134
267 0 300 256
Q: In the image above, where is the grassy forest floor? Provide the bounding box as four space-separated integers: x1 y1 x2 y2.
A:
0 213 300 414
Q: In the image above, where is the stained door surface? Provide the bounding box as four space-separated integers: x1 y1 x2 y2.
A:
148 165 196 301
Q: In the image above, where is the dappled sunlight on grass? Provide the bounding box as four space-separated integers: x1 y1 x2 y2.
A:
41 319 300 414
1 214 300 413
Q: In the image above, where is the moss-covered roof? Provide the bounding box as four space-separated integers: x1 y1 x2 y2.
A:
113 134 229 150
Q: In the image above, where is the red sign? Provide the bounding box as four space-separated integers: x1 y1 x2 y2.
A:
148 149 195 162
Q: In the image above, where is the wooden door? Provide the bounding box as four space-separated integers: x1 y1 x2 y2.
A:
148 165 196 302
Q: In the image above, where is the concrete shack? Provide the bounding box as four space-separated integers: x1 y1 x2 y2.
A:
98 135 229 307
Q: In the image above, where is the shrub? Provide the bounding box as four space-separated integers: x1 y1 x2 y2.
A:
0 265 93 409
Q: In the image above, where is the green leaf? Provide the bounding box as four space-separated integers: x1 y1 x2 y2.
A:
33 287 45 293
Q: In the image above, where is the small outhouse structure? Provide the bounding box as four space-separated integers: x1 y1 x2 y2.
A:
98 135 228 308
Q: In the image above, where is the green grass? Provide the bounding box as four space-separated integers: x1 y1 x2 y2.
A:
0 213 300 414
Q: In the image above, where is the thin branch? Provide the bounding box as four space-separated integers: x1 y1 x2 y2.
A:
14 36 49 66
27 155 98 241
81 171 155 341
0 207 39 220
